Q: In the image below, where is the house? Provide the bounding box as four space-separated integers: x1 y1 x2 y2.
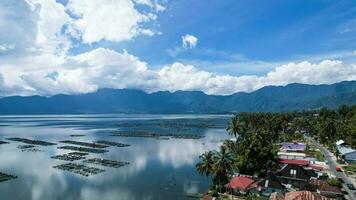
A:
278 152 306 160
281 142 306 152
309 179 343 198
279 158 309 166
337 146 356 163
335 140 345 146
335 140 356 163
225 175 256 194
270 191 334 200
276 164 317 188
257 174 286 196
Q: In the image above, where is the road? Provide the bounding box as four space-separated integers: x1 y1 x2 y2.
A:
313 140 356 200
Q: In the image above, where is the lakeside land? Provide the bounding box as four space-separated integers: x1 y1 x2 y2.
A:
197 105 356 200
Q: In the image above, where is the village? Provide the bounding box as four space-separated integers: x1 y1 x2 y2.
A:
204 139 356 200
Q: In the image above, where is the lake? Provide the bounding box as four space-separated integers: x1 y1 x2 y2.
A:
0 114 231 200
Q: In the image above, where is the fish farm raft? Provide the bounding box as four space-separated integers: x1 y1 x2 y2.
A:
53 163 105 177
111 131 204 139
58 146 109 154
0 172 17 183
51 153 87 161
7 137 56 146
84 158 130 168
60 140 109 148
95 140 130 147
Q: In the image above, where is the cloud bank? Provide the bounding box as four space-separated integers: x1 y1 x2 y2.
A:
0 0 355 97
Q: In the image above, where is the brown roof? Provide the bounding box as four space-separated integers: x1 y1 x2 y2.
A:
309 180 342 194
270 192 284 200
225 176 255 190
285 191 334 200
270 191 335 200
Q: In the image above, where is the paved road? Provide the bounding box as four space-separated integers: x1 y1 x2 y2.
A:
313 141 356 200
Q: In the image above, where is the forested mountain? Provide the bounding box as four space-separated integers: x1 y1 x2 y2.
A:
0 81 355 114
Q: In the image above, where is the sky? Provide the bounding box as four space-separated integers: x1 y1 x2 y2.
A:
0 0 355 96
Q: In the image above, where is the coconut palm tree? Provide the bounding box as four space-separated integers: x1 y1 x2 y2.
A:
227 115 247 138
212 145 234 192
196 151 215 177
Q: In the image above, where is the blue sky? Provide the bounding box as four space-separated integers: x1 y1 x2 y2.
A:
0 0 355 96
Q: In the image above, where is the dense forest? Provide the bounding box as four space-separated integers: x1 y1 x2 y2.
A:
196 105 356 192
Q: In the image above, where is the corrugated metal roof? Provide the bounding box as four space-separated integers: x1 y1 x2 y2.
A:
337 145 356 155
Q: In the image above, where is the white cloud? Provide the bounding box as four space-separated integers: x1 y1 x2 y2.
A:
182 34 198 49
134 0 165 12
0 0 355 97
1 46 355 96
26 0 72 55
0 0 38 56
0 43 15 52
66 0 158 44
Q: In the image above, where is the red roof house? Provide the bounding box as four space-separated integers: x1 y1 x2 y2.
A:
225 176 256 191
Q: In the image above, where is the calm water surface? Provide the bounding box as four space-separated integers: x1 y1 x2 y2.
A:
0 114 231 200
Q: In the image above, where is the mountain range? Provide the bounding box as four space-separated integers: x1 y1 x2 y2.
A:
0 81 355 114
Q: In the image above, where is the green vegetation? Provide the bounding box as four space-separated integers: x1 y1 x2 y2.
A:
305 149 324 161
343 163 356 173
327 178 342 187
196 105 356 192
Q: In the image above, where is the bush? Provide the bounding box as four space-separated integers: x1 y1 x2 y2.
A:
210 189 218 197
327 178 342 187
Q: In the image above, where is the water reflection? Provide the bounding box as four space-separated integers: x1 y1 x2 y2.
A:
0 115 230 200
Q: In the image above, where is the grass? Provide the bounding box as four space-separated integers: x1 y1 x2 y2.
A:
343 163 356 173
305 149 324 161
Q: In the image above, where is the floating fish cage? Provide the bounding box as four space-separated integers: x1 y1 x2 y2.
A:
17 144 36 149
69 134 85 137
111 131 204 139
53 163 105 177
17 144 42 152
171 135 203 139
84 158 130 168
60 140 109 148
51 153 86 161
58 146 109 154
95 140 130 147
111 131 162 138
7 137 56 146
68 152 89 156
0 172 17 183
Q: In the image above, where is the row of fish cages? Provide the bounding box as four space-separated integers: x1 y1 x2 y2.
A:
0 141 9 145
84 158 130 168
0 172 17 183
53 163 105 177
51 152 87 161
58 146 109 154
53 158 130 176
60 140 109 149
69 134 85 137
115 118 226 129
7 137 56 146
17 144 43 152
95 140 130 147
111 131 204 140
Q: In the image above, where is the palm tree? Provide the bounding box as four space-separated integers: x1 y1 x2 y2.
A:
227 115 247 138
196 151 215 177
213 145 234 193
